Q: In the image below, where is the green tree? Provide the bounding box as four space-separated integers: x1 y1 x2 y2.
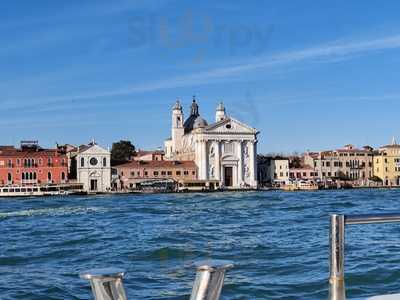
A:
369 176 383 183
111 140 135 163
289 156 302 168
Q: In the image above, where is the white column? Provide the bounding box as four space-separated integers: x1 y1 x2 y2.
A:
237 141 243 187
248 141 257 187
201 140 208 180
215 141 221 181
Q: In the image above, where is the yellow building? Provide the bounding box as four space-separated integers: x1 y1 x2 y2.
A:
373 138 400 186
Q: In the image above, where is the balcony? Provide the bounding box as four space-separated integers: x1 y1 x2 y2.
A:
21 180 38 185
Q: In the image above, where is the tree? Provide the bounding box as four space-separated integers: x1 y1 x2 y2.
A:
336 171 350 181
111 140 135 163
369 176 383 183
289 156 302 168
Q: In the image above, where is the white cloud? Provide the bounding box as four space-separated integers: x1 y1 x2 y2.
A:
3 33 400 110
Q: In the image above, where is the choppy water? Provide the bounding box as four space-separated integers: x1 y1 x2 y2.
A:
1 190 400 299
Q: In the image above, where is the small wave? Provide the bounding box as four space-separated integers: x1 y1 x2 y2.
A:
0 206 106 219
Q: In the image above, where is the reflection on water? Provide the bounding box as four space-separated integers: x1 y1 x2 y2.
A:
0 189 400 299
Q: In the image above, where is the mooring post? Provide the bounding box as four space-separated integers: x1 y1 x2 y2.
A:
190 260 233 300
329 214 346 300
80 268 127 300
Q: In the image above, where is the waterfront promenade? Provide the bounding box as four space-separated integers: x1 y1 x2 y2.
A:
1 189 400 299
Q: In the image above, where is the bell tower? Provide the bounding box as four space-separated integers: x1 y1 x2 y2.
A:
172 100 184 153
216 102 226 122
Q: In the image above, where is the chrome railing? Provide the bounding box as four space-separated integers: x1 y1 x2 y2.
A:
80 268 127 300
329 213 400 300
190 260 233 300
80 260 233 300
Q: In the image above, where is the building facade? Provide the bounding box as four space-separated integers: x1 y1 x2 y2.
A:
164 99 259 188
305 145 374 185
289 166 318 180
0 141 68 186
373 139 400 186
115 160 197 189
258 156 289 185
76 142 111 193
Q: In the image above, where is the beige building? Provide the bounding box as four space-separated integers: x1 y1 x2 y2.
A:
373 138 400 186
115 160 197 189
289 166 318 180
304 145 374 185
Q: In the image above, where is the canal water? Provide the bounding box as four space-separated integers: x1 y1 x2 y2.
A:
1 189 400 299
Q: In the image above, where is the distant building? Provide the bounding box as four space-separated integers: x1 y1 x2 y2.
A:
305 145 374 185
0 141 68 186
164 98 259 188
132 150 165 161
373 138 400 186
76 142 111 193
115 160 197 189
289 166 318 180
257 156 289 185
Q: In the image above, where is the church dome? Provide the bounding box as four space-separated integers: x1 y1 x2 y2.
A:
193 117 208 129
183 98 208 133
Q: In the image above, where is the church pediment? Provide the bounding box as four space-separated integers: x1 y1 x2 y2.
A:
204 118 258 134
79 144 110 155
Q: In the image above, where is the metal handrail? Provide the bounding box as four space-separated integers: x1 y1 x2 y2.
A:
329 213 400 300
80 260 233 300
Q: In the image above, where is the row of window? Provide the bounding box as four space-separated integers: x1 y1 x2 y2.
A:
122 170 196 177
6 171 66 182
321 171 369 179
4 158 66 168
377 167 400 173
338 153 372 157
376 158 400 164
80 157 107 168
290 172 318 178
321 161 370 167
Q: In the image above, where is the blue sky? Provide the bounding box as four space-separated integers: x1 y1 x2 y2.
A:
1 0 400 153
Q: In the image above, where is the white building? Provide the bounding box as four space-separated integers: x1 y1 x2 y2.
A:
165 98 259 188
76 142 111 193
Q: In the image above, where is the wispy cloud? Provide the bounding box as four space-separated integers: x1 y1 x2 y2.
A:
3 33 400 110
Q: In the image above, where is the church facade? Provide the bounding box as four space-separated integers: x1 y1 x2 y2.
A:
165 98 259 188
76 142 111 193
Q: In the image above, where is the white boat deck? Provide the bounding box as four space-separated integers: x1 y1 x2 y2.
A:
367 295 400 299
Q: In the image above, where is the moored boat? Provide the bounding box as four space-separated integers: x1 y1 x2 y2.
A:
281 180 319 191
0 184 84 197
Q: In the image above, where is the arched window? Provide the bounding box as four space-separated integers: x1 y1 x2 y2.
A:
48 172 52 181
103 158 107 167
33 172 37 180
29 172 33 180
8 173 12 182
61 172 65 181
81 157 85 167
22 173 25 180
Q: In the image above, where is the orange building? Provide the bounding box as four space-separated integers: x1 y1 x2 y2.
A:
0 141 68 186
115 160 197 189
